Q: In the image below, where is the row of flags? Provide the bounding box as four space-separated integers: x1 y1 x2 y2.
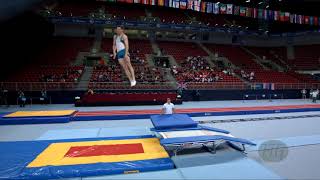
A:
99 0 320 26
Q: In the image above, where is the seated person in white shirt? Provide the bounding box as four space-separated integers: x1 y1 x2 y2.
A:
162 98 175 114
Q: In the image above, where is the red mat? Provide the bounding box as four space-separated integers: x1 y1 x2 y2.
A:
75 104 320 116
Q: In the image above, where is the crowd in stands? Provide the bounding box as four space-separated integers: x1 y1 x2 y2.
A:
240 70 255 81
39 67 83 82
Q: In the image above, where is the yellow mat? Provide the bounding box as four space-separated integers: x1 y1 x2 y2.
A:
4 110 76 118
28 138 169 167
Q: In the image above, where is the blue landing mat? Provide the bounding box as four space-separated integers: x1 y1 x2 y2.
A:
0 136 174 179
172 151 282 179
248 135 320 151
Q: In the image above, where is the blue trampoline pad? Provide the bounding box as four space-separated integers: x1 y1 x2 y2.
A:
37 128 100 140
248 134 320 151
173 152 282 179
151 114 198 130
98 127 151 138
83 169 183 180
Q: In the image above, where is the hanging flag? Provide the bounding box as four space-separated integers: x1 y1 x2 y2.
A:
158 0 164 6
280 12 285 21
172 0 179 8
305 16 310 25
226 4 233 14
133 0 140 3
314 16 318 26
233 6 240 15
188 0 194 10
310 16 314 25
169 0 173 7
206 2 212 13
151 0 156 5
274 11 279 21
179 0 187 9
164 0 170 7
219 3 227 14
284 12 290 21
194 0 200 11
258 9 263 19
240 6 246 17
290 14 295 23
201 1 206 13
263 9 268 20
268 10 274 21
253 8 257 18
246 7 252 17
213 3 220 14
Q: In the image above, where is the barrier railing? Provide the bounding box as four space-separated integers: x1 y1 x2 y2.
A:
1 82 320 91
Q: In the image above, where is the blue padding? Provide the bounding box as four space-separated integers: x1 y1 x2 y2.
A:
0 135 174 179
37 128 101 140
248 135 320 152
198 125 230 134
0 116 70 125
150 114 198 130
160 135 256 146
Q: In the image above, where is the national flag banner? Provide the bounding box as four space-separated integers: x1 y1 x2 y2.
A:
246 7 252 17
297 15 303 24
164 0 170 7
126 0 133 3
268 10 274 21
201 1 206 12
253 8 257 18
305 16 310 25
206 2 213 13
194 0 200 11
258 9 263 19
151 0 156 5
274 11 279 21
158 0 164 6
284 12 290 21
233 6 240 15
213 3 220 14
172 0 179 8
133 0 140 3
179 0 187 9
294 14 298 23
188 0 194 10
226 4 233 14
263 9 268 20
142 0 149 5
290 14 295 23
169 0 173 7
219 3 227 14
310 16 314 25
240 6 246 17
314 17 318 26
280 12 285 21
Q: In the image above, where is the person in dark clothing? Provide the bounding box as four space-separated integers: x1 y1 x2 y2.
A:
40 89 48 105
18 90 26 107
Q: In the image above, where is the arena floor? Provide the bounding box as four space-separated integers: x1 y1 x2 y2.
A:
1 99 320 179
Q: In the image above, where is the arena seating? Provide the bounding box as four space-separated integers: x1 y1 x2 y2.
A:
157 41 208 63
54 2 100 17
289 45 320 70
246 47 289 69
8 66 84 82
37 37 94 65
205 44 263 70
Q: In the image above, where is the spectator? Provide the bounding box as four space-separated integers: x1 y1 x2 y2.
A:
18 90 26 107
40 89 48 105
301 89 307 99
